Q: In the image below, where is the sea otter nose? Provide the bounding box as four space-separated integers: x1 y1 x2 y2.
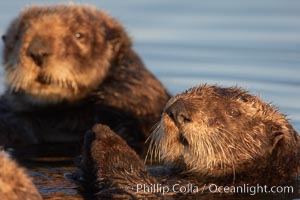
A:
166 99 191 127
26 36 51 67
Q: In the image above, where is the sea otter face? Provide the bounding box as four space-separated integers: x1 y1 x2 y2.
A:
148 85 296 177
2 5 129 106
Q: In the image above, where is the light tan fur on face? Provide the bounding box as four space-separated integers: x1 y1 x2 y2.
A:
147 84 299 179
2 4 128 107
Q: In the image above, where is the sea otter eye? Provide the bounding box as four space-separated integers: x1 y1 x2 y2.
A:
179 132 189 146
227 109 240 118
75 33 84 39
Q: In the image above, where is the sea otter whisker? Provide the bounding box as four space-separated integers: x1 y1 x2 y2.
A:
71 81 79 94
217 127 257 160
63 80 68 88
204 137 215 166
156 141 161 163
64 80 68 88
49 76 53 85
146 141 154 164
8 86 16 93
145 135 156 164
211 131 236 175
152 136 160 163
153 142 159 163
37 74 78 91
189 128 244 172
152 142 158 163
215 138 227 168
58 79 63 88
54 78 59 86
145 123 162 164
10 71 24 93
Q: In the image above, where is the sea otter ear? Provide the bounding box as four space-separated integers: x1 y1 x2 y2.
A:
270 131 284 151
266 122 285 152
268 122 299 156
103 19 132 58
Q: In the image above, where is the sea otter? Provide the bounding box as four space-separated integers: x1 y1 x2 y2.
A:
0 150 42 200
81 85 300 198
0 4 169 153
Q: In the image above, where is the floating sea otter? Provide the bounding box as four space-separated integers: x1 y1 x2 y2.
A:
81 85 300 198
0 4 169 153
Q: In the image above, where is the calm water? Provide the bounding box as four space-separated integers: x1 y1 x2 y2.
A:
0 1 299 199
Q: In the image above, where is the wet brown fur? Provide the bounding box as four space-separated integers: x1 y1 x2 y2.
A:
0 151 42 200
148 84 300 185
0 4 170 153
81 85 300 198
81 124 157 199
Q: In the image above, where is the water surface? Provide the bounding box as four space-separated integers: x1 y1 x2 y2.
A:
0 1 299 199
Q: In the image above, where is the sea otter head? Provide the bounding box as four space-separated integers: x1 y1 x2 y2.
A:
148 84 299 182
2 4 131 108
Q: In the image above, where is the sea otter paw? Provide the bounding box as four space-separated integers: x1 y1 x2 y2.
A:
82 124 128 155
81 124 156 198
92 124 117 140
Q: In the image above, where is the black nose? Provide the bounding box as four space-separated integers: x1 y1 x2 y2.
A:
165 99 191 127
26 36 51 67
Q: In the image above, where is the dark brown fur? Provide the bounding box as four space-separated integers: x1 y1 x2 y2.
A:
0 4 170 153
80 124 157 199
81 85 300 198
0 151 42 200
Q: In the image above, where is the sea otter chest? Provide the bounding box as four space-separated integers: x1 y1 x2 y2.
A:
13 104 98 144
6 102 144 149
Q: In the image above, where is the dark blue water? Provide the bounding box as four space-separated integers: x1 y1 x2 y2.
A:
0 1 299 199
